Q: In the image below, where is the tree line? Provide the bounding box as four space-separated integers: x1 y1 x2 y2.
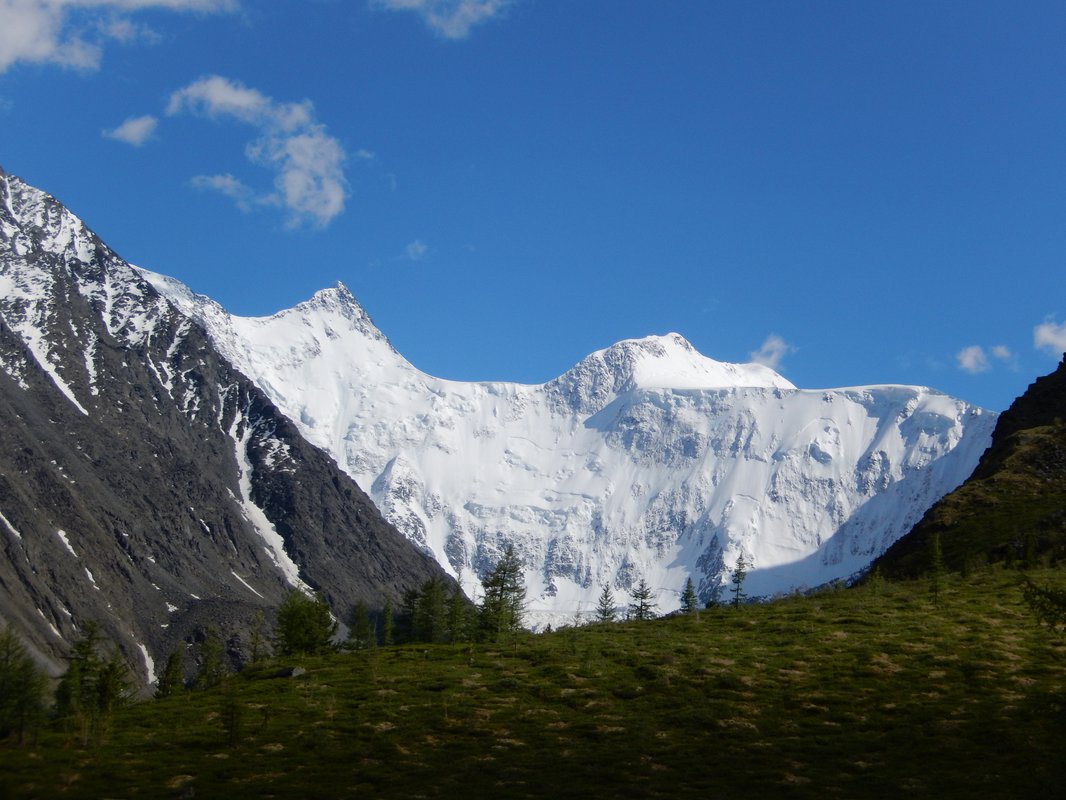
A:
0 547 761 746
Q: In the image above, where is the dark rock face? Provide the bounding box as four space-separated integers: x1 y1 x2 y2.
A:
970 354 1066 481
0 169 450 681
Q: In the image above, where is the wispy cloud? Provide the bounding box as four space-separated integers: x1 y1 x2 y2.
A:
749 334 795 371
189 173 256 211
167 75 348 228
0 0 236 73
167 75 290 126
103 114 158 146
372 0 512 39
404 239 429 261
1034 319 1066 357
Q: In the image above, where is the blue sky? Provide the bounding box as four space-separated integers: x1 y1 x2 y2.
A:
1 1 1064 411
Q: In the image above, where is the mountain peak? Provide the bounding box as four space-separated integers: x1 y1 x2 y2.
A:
547 332 795 415
598 333 793 391
311 280 355 303
291 281 389 345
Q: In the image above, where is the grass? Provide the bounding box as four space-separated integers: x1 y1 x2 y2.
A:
2 565 1064 799
877 421 1066 578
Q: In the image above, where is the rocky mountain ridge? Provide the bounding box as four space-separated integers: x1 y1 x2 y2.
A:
0 168 450 680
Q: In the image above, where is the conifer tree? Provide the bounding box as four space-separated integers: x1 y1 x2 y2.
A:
1023 579 1066 631
414 578 448 643
248 609 268 663
382 599 395 647
95 653 131 723
596 582 617 623
730 554 749 608
274 591 337 656
446 584 471 643
155 648 184 699
194 626 226 690
479 545 526 641
347 600 376 650
628 578 657 621
54 622 131 745
0 625 48 744
681 577 700 615
929 533 946 607
398 587 420 643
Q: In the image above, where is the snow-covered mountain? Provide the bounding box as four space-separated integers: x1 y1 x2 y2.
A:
0 167 449 677
144 270 998 627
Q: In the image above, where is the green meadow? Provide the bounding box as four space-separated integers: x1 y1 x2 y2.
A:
2 565 1063 799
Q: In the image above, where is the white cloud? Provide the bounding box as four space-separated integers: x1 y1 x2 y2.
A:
103 114 158 146
749 334 795 371
991 345 1012 361
0 0 236 73
956 345 989 374
1035 319 1066 357
372 0 512 39
167 75 280 125
248 128 347 228
404 239 428 260
189 173 256 211
168 76 348 228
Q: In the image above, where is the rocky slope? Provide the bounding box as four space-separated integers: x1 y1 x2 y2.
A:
875 355 1066 578
145 264 998 627
0 167 450 680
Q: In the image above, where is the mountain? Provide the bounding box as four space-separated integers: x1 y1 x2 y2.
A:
875 354 1066 578
144 267 998 627
0 167 450 680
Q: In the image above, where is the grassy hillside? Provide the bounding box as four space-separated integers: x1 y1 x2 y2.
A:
875 354 1066 579
2 566 1063 799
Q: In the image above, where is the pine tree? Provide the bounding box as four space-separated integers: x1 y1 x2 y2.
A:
681 577 700 615
1023 579 1066 631
628 578 657 621
929 533 946 607
446 584 471 643
248 609 268 663
479 545 526 641
55 622 102 743
0 625 48 745
730 554 748 608
596 582 617 623
398 587 420 643
54 622 131 745
382 599 395 647
194 626 226 690
155 649 184 699
413 578 448 643
347 600 376 650
95 652 131 729
274 591 337 656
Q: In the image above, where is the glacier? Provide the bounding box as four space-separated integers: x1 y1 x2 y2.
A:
143 273 998 628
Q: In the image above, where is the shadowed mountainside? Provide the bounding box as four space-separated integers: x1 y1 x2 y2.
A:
874 355 1066 578
0 168 452 681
